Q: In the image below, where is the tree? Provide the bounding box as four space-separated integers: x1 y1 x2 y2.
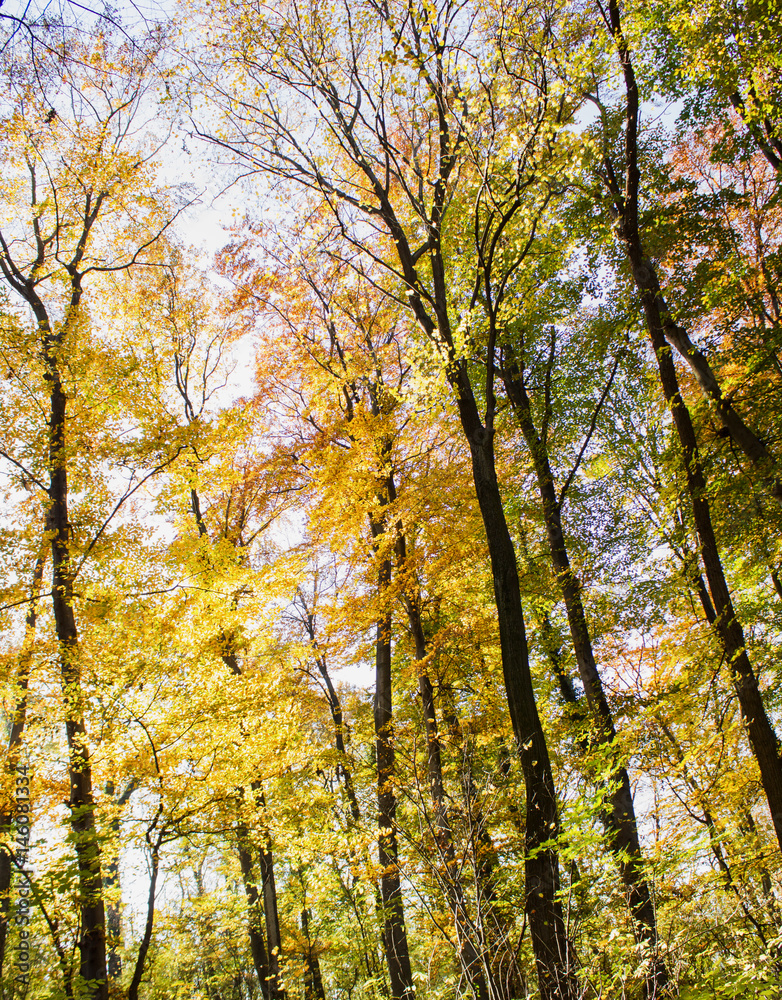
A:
0 22 183 996
584 0 782 853
195 3 581 992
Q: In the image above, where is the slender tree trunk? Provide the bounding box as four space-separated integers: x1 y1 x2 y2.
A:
103 778 136 982
44 330 108 1000
661 322 781 498
188 483 287 997
396 531 492 1000
506 376 666 996
657 719 777 948
300 605 362 823
440 684 529 1000
0 548 46 986
238 826 272 1000
255 789 286 1000
127 827 164 1000
370 518 415 1000
105 851 122 982
301 907 326 1000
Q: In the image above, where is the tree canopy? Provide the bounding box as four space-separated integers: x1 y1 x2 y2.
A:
1 1 781 998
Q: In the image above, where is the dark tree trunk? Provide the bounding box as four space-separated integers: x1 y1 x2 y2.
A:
727 89 782 172
443 363 576 1000
603 0 782 856
300 605 362 823
104 778 136 982
661 322 781 498
127 827 164 1000
301 908 326 1000
370 522 416 1000
44 324 107 1000
650 316 782 850
505 374 666 995
300 37 576 986
0 548 46 985
396 532 492 1000
255 793 286 1000
238 825 272 1000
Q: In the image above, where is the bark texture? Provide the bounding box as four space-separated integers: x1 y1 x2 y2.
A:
371 517 415 1000
43 312 108 1000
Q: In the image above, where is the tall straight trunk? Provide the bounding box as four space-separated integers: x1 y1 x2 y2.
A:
370 520 415 1000
44 326 107 999
308 55 575 985
238 825 272 1000
396 531 492 1000
300 908 326 1000
603 0 782 854
251 787 286 1000
505 376 666 997
0 547 46 984
442 363 576 1000
259 829 284 999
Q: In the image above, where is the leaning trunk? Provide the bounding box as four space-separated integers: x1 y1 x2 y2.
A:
507 375 665 996
646 292 782 851
603 0 782 854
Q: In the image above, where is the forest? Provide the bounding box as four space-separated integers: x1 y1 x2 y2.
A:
0 0 781 998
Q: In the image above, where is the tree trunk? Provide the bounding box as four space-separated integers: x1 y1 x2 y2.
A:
396 532 492 1000
444 363 576 1000
662 322 781 499
657 325 782 852
301 907 326 1000
45 329 108 1000
238 825 272 1000
506 375 666 996
127 826 164 1000
104 778 136 982
370 524 416 1000
255 791 286 1000
300 604 362 823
